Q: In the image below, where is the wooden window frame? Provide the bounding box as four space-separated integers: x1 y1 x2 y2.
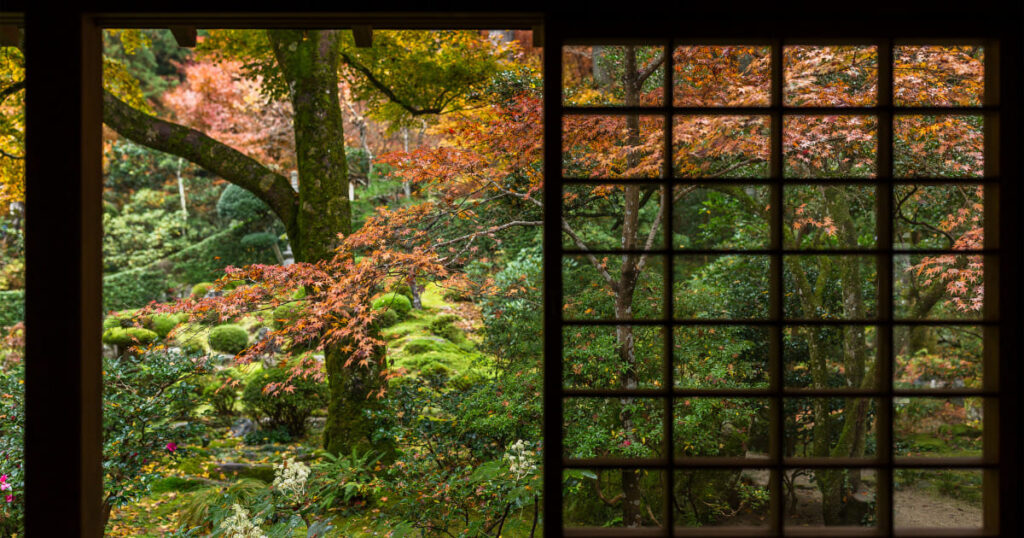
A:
2 4 1020 537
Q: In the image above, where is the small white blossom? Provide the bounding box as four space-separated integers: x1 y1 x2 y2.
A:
272 457 311 497
218 504 267 538
504 439 536 481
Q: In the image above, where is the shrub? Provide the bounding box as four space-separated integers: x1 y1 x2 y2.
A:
429 314 465 343
242 368 326 437
371 292 412 319
102 327 159 347
191 282 215 299
207 324 249 354
240 232 278 250
217 184 271 223
272 301 307 330
243 426 292 446
103 266 169 312
150 314 181 339
375 309 399 329
203 373 239 420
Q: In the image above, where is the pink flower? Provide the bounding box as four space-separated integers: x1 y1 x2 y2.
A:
622 440 632 447
166 442 178 453
5 494 11 503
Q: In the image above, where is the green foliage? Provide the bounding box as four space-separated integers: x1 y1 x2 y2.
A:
207 324 249 354
242 368 327 437
0 368 24 535
391 283 414 301
0 289 22 328
403 337 461 356
240 232 278 250
306 448 384 511
217 184 271 224
202 372 239 421
150 313 182 339
103 309 140 330
102 327 159 347
103 267 170 312
103 349 211 511
243 426 292 446
371 292 412 318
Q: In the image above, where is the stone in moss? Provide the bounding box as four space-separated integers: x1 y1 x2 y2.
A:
191 282 216 299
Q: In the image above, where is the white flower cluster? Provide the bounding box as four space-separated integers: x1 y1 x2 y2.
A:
272 457 311 497
218 503 267 538
504 439 536 481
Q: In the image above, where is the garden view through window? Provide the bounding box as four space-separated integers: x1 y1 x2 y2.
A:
0 26 999 537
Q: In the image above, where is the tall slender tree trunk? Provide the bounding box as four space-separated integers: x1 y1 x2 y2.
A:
268 29 387 456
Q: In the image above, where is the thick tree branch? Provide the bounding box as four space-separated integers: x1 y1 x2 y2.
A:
340 52 442 117
636 52 666 87
0 80 24 106
102 90 298 237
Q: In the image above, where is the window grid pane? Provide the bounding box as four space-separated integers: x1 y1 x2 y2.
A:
554 38 996 536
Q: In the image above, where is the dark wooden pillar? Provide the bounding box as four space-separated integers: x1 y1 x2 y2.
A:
23 8 104 537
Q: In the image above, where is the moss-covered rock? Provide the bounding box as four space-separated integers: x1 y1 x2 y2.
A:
207 324 249 354
191 282 215 299
371 292 412 318
102 327 159 347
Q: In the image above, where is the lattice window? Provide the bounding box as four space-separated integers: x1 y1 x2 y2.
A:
544 38 999 537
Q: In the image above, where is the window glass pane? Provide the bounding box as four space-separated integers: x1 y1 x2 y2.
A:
673 45 770 106
563 45 664 107
563 115 664 179
675 255 770 320
563 325 663 389
563 254 664 320
894 469 983 528
784 255 878 320
784 325 878 389
894 115 984 178
674 469 772 527
894 325 983 390
784 116 877 178
675 397 771 457
894 184 984 249
895 254 984 319
563 397 664 458
785 398 878 458
784 185 876 249
894 396 984 458
673 115 770 178
783 468 878 527
784 45 878 107
564 468 664 528
894 46 984 107
563 184 664 251
675 325 769 389
674 185 770 250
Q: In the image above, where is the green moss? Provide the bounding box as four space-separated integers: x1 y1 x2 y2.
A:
429 313 465 344
149 314 181 339
371 292 412 318
272 301 307 330
191 282 215 299
149 476 206 494
207 324 249 354
102 327 159 347
403 337 462 356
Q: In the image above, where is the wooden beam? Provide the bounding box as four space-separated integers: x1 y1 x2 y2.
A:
169 25 197 48
24 9 104 537
353 24 372 48
532 25 543 47
0 25 21 47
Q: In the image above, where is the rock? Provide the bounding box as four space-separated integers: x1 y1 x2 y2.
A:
230 418 256 438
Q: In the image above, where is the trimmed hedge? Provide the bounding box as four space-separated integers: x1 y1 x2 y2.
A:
242 368 327 437
150 314 181 339
207 324 249 354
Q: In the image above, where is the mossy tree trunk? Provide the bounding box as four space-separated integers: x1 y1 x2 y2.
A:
102 29 387 457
